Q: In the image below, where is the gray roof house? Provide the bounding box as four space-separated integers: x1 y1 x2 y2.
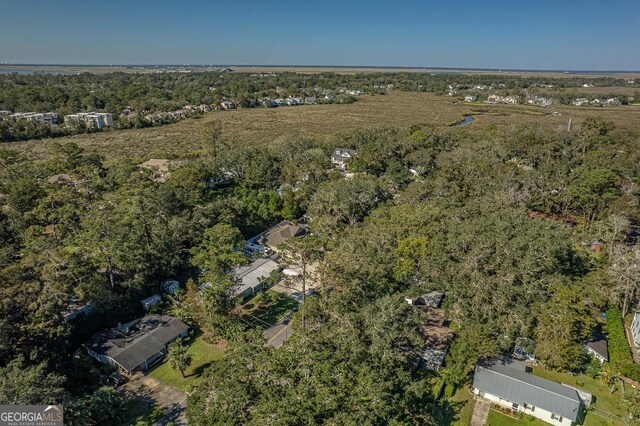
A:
473 358 591 425
232 258 279 299
331 148 356 170
85 315 189 375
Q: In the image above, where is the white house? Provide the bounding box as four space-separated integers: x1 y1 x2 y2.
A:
631 311 640 347
10 112 60 124
473 358 591 426
331 148 356 170
65 112 113 129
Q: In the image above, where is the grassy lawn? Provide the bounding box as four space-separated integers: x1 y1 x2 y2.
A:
121 399 164 426
531 366 625 419
241 290 298 327
450 387 475 426
149 329 225 391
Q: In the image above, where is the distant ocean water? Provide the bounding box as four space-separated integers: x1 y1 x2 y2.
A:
0 69 78 75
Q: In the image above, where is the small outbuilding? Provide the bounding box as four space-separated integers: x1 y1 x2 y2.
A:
162 280 180 295
141 294 161 311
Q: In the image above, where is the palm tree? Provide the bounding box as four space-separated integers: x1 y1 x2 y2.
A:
167 339 192 378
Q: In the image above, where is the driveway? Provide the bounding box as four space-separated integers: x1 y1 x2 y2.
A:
470 397 490 426
270 262 320 302
263 310 294 348
121 374 188 425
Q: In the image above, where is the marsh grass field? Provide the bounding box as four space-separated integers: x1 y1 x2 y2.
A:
8 90 640 161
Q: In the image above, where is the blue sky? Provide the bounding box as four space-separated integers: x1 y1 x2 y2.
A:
0 0 638 70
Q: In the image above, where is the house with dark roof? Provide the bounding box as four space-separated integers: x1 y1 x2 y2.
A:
85 315 189 376
232 258 279 299
472 358 591 425
418 308 453 371
258 221 308 251
246 220 308 254
585 339 608 365
62 299 96 322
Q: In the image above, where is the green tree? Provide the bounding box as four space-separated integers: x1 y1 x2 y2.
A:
535 285 595 370
0 357 64 404
167 339 192 378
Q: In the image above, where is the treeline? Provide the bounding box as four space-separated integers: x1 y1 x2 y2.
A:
1 118 639 423
0 71 633 142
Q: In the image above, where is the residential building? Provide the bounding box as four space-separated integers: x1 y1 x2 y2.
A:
331 148 356 170
247 220 308 254
141 294 161 311
62 299 96 322
631 311 640 347
473 358 591 426
65 112 113 129
526 96 553 107
232 258 279 299
584 339 608 365
504 95 519 104
10 112 60 124
84 315 189 376
419 307 453 371
572 98 590 106
304 96 317 105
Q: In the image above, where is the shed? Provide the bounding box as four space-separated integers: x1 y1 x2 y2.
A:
141 294 161 311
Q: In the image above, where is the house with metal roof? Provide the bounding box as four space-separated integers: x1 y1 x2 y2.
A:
232 258 279 299
472 358 591 425
85 315 189 376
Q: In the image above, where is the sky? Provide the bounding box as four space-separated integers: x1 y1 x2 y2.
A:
0 0 638 70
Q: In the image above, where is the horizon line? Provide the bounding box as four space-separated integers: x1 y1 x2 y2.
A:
1 63 639 74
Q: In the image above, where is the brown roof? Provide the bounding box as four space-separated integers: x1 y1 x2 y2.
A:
258 221 308 249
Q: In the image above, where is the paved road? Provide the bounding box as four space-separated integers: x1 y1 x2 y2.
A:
121 374 188 425
263 310 294 348
470 398 490 426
